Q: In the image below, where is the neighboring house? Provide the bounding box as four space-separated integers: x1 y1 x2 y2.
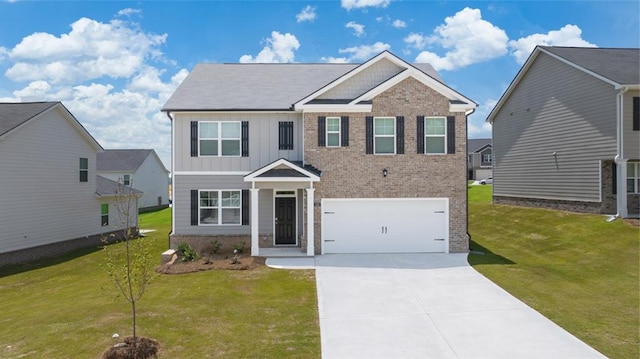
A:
487 46 640 218
0 102 139 265
97 149 170 211
162 51 476 256
467 138 492 180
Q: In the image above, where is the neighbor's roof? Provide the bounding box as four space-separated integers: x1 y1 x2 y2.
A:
467 138 492 153
0 102 58 136
162 61 442 111
97 149 157 172
541 46 640 86
96 175 143 196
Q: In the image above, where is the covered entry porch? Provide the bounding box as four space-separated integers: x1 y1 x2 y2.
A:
244 159 320 257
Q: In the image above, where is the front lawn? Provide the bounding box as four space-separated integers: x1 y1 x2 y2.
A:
468 184 639 358
0 208 320 358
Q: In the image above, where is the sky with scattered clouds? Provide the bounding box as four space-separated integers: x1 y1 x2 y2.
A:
0 0 638 170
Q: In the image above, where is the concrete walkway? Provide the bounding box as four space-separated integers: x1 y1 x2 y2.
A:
269 253 606 359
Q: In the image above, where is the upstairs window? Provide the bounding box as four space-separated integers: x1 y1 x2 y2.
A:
482 154 492 163
79 158 88 182
101 203 109 226
123 174 131 186
199 122 241 156
374 117 396 154
425 117 446 154
278 121 294 150
326 117 341 147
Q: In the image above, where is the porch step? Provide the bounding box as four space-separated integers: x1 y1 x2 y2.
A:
259 248 310 257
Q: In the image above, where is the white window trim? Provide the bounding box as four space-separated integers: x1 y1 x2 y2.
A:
198 121 241 157
482 154 492 163
425 117 447 155
628 162 640 194
374 117 396 155
123 174 131 186
326 117 341 148
198 189 242 226
101 203 109 227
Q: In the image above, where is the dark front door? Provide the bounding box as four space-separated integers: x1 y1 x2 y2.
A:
275 197 296 245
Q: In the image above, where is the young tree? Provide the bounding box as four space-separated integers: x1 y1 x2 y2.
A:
102 179 155 357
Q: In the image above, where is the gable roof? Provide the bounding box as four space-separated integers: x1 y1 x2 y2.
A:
467 138 492 153
0 101 102 151
161 51 459 112
487 46 640 123
244 158 320 182
97 149 165 172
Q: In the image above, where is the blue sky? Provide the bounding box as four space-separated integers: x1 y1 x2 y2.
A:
0 0 638 169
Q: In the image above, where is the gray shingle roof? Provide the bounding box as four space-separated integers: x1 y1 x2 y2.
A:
162 61 441 111
0 102 58 136
541 46 640 85
97 149 153 172
468 138 492 153
96 175 142 196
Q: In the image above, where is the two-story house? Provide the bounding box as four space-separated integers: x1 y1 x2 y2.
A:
488 46 639 218
162 51 476 256
467 138 492 180
0 102 139 265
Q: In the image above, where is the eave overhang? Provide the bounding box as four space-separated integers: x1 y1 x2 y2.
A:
244 158 320 183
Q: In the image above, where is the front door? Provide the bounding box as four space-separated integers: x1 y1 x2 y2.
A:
275 197 296 245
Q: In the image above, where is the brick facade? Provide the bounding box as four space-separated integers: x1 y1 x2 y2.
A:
304 77 469 253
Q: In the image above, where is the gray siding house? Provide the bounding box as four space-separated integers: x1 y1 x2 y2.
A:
163 51 476 256
98 149 170 210
0 102 139 265
468 138 492 180
487 46 640 217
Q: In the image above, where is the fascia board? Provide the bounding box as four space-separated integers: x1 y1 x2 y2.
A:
297 104 372 113
244 158 320 182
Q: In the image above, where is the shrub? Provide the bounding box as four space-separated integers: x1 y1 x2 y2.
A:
211 240 222 254
177 242 199 262
232 241 245 254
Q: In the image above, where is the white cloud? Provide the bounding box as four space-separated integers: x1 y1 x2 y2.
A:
322 56 350 63
414 7 508 71
341 0 391 10
0 46 7 61
404 33 426 50
6 17 167 84
392 19 406 28
346 21 365 37
13 80 51 101
509 24 596 63
468 98 496 137
337 42 391 62
296 5 317 23
239 31 300 63
117 8 141 17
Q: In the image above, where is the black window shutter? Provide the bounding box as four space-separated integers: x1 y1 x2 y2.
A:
341 116 349 147
396 116 404 154
190 190 198 225
241 121 249 157
633 97 639 131
242 189 249 225
447 116 456 154
279 121 294 150
190 121 198 157
318 116 326 147
612 162 617 195
365 116 374 154
417 116 425 154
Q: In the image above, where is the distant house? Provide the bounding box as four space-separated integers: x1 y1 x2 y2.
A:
97 149 170 211
467 138 492 180
0 102 139 265
487 46 639 218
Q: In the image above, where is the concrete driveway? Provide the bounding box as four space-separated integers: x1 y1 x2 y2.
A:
313 253 606 359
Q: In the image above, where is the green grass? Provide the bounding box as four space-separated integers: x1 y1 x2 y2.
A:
0 208 320 358
468 184 639 358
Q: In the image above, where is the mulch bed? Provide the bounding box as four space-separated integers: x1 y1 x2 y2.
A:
156 252 265 274
102 336 159 359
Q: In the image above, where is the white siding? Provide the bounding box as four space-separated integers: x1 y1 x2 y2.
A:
492 53 618 202
0 107 105 253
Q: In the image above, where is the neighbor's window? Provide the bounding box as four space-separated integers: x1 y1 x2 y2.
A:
425 117 446 154
101 203 109 226
199 122 241 156
123 174 131 186
79 158 88 182
374 117 395 154
199 190 241 225
627 162 640 194
326 117 341 147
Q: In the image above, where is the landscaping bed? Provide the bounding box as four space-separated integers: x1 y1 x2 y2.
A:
156 252 265 273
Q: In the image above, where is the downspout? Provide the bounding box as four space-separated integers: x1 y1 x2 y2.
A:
612 87 629 220
465 107 476 251
165 111 175 248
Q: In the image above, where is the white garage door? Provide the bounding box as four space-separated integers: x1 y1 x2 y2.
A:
321 198 448 254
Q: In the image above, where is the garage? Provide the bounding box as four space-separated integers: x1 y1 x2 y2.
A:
321 198 448 254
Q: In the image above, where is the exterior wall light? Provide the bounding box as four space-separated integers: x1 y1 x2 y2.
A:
383 168 388 177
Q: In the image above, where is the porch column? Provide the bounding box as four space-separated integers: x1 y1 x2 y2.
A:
616 158 628 218
306 187 315 256
250 188 260 256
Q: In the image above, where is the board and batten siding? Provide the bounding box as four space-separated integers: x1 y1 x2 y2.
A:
623 90 640 159
0 107 103 253
492 52 618 202
173 112 302 172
